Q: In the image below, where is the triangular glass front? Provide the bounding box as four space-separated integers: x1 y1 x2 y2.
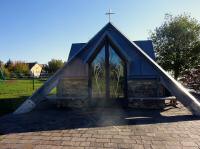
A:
109 46 125 99
91 46 106 98
90 43 126 104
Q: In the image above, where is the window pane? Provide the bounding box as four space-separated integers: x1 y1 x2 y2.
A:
91 46 106 98
109 46 125 99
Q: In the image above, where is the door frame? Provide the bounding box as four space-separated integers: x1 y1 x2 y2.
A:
88 37 128 102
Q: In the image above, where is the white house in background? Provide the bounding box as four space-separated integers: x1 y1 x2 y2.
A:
27 62 43 77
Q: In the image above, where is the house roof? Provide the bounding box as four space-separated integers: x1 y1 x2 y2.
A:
133 40 155 60
27 62 37 70
68 40 155 61
68 43 85 61
39 64 45 68
26 62 44 70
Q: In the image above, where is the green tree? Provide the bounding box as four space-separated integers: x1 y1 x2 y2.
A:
0 60 3 67
0 61 10 79
1 67 10 79
5 59 14 71
150 14 200 79
13 61 29 75
47 59 64 73
0 61 5 80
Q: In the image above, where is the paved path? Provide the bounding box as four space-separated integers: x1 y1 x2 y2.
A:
0 102 200 149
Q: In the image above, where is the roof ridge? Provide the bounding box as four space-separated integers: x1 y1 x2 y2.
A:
67 22 111 62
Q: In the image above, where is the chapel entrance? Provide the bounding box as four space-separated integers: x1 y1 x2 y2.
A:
89 40 127 107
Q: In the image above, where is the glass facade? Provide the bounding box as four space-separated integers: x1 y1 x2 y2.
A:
91 46 106 98
91 44 125 100
109 46 125 99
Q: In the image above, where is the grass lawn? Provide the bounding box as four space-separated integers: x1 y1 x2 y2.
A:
0 79 44 99
0 79 47 116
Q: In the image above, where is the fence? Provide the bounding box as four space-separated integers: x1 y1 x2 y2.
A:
0 77 54 116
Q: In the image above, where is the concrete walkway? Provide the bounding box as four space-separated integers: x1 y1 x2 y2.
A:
0 102 200 149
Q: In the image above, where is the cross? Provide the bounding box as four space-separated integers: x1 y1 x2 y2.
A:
105 9 115 22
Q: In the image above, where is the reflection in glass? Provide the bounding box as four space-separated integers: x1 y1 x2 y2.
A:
109 46 124 99
91 46 106 98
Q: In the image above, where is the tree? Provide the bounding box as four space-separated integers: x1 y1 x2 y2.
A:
13 61 29 75
0 61 10 79
1 67 10 79
0 60 3 67
150 14 200 79
2 60 29 78
5 59 14 71
0 61 5 80
47 59 64 73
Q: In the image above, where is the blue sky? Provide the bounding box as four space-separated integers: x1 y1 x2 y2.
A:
0 0 200 64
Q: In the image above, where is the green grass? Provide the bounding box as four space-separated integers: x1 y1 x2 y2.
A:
0 79 43 99
0 79 47 116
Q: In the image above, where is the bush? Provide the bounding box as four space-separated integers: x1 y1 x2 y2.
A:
0 66 10 79
13 61 29 75
47 59 64 73
2 67 10 79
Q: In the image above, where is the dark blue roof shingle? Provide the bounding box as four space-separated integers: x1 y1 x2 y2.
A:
68 43 85 60
68 40 155 60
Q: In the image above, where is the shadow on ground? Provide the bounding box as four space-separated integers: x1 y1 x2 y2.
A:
0 101 199 135
0 96 27 116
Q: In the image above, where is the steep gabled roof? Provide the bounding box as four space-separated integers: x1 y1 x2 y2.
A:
68 40 155 61
67 23 111 63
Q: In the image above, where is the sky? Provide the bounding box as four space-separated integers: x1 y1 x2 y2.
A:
0 0 200 64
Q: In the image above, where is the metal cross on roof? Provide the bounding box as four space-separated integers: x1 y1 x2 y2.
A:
105 9 115 22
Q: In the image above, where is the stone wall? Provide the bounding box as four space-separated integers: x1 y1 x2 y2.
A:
127 79 165 109
56 77 167 109
57 77 88 98
56 77 88 108
128 79 159 97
